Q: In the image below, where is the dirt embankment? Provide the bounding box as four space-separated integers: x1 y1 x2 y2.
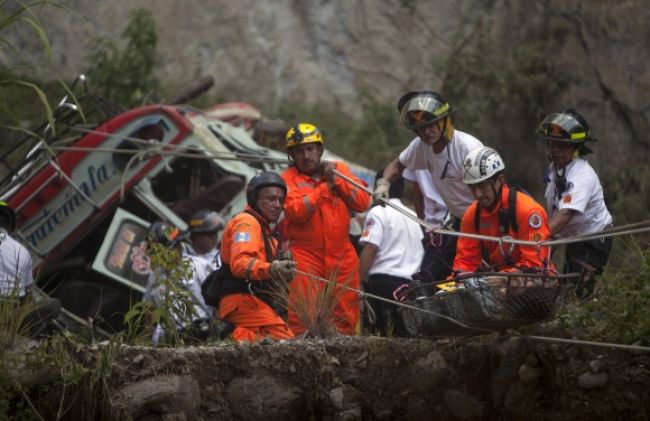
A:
68 335 650 420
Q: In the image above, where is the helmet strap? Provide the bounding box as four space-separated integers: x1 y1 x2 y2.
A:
572 148 580 160
486 178 502 211
432 117 452 153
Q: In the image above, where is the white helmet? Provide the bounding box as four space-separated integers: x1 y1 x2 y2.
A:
462 147 505 185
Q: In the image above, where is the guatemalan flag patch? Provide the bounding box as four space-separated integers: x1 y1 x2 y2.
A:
234 232 251 242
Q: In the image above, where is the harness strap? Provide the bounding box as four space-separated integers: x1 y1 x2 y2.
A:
473 187 530 266
473 187 520 234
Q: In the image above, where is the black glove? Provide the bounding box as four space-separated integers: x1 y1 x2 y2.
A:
269 260 296 281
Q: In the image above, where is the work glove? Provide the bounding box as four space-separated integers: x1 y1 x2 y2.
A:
372 178 390 205
276 249 293 262
321 160 337 189
269 259 296 282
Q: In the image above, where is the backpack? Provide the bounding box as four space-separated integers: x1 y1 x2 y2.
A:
201 211 275 308
201 267 223 307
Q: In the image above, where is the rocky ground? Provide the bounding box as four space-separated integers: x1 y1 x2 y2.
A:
58 332 649 420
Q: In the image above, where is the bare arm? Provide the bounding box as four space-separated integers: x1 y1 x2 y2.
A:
549 208 575 237
359 243 379 282
382 158 405 183
409 180 425 221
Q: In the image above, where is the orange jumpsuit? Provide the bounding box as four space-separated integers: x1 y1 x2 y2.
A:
281 162 370 335
219 206 294 342
454 185 555 273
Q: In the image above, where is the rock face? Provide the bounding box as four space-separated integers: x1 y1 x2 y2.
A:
75 336 650 420
2 0 464 108
3 0 649 205
5 1 647 118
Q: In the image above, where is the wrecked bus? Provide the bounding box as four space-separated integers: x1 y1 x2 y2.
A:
0 79 374 336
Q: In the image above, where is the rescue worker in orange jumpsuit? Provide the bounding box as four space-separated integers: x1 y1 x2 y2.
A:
219 172 296 342
452 147 555 274
281 123 371 335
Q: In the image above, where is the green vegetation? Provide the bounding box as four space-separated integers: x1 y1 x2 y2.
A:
124 241 213 347
559 244 650 345
86 8 159 107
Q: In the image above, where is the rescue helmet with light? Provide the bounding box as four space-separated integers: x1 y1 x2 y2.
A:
397 91 452 129
246 171 287 208
462 147 506 185
285 123 323 149
537 109 594 145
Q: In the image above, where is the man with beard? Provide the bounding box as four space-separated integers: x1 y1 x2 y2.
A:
281 123 371 335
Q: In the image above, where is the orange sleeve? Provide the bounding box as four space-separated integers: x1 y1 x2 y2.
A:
452 203 482 273
331 162 371 213
223 215 272 281
512 199 553 270
282 169 331 223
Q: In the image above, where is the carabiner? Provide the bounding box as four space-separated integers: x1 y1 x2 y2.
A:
498 235 515 258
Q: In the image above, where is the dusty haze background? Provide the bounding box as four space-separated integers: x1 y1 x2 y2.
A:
2 0 649 218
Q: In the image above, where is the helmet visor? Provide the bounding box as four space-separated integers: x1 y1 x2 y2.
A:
537 113 588 141
399 95 450 128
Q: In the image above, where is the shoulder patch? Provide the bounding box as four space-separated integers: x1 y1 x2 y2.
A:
528 212 543 229
234 232 251 243
563 194 572 204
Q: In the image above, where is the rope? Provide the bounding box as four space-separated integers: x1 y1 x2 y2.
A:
43 143 290 165
296 268 650 352
332 169 650 248
40 140 650 247
68 126 289 163
293 268 494 333
523 335 650 353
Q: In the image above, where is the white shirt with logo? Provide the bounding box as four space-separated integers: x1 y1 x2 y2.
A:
360 198 424 279
544 157 612 238
399 129 483 220
0 230 33 297
402 168 448 227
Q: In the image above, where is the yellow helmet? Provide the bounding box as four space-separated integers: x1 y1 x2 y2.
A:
285 123 323 149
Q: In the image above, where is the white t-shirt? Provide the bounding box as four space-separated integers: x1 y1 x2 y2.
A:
399 129 483 219
544 158 612 237
0 230 33 297
403 168 448 227
360 198 424 279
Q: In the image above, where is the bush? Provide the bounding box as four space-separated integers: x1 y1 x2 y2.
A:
86 8 159 107
559 247 650 344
